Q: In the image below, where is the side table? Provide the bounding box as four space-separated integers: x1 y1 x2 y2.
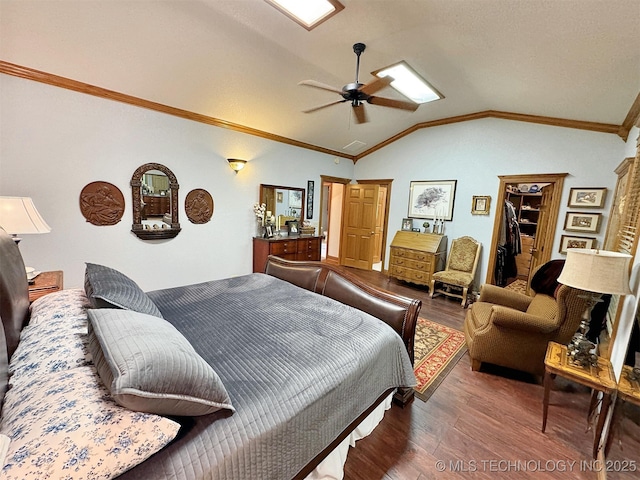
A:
28 270 64 303
542 341 616 458
605 365 640 455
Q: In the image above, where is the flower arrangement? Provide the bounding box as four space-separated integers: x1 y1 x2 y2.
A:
253 202 266 226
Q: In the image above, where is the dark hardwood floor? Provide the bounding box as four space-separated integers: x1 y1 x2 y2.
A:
340 268 639 480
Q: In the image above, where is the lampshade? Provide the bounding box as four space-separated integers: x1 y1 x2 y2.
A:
0 196 52 237
557 249 632 295
227 159 247 173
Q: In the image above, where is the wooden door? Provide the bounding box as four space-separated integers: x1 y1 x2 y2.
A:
527 184 554 288
372 186 387 263
487 173 567 285
339 184 379 270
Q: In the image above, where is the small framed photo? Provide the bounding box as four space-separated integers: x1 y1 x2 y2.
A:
471 195 491 215
287 221 299 235
401 218 413 231
408 180 457 220
559 234 597 254
411 227 421 232
276 192 283 203
567 187 607 208
564 212 602 233
265 224 274 238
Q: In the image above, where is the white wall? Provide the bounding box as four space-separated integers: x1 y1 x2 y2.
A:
1 73 631 293
0 74 354 290
354 118 627 286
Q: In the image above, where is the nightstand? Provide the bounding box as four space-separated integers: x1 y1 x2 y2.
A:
542 341 616 458
28 270 64 303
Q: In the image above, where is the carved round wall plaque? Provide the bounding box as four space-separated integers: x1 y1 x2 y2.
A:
185 189 214 224
79 181 125 226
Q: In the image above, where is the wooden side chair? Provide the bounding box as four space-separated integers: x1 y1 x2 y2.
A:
430 236 481 307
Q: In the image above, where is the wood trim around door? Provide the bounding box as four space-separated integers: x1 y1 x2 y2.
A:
486 173 568 285
356 179 394 272
319 175 351 265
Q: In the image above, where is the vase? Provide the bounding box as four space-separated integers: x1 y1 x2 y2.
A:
255 222 264 238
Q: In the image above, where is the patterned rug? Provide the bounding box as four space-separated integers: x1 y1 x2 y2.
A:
413 318 467 401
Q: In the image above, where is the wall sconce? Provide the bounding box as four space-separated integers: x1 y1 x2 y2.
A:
227 159 247 174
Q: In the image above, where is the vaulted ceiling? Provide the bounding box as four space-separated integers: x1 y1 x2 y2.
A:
1 0 639 159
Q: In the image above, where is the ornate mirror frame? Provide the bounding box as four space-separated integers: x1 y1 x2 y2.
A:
131 163 181 240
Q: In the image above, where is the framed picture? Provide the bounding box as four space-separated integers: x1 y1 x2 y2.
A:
306 180 314 219
264 224 274 238
567 187 607 208
559 234 596 254
401 218 413 231
276 192 283 203
408 180 457 220
471 195 491 215
287 221 299 235
289 190 302 209
563 212 602 233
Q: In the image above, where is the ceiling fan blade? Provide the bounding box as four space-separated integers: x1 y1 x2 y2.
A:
359 75 394 96
298 80 344 95
352 103 368 124
302 99 347 113
367 96 419 111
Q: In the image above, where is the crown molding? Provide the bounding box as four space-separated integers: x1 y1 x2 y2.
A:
1 61 628 164
0 60 355 161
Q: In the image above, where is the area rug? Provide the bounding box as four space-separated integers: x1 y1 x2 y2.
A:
413 318 467 401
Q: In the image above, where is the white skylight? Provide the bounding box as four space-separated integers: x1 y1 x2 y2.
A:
373 61 443 104
265 0 344 30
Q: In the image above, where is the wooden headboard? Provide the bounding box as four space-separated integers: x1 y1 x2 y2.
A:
0 229 30 404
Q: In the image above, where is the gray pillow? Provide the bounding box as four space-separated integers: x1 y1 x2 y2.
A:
84 263 163 318
88 308 235 416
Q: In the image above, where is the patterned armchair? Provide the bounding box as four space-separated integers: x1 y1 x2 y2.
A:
463 282 589 375
430 236 481 307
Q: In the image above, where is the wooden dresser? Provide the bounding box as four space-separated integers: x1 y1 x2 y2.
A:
389 231 447 289
143 195 170 217
253 236 322 273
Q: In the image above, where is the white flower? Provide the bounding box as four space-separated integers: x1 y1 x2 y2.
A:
253 203 266 225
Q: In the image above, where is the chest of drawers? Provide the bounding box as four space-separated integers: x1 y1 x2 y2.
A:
389 231 447 289
253 236 322 273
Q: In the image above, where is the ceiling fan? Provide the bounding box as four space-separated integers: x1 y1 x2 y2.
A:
299 43 419 124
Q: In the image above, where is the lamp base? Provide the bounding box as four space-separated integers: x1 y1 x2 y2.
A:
566 294 600 367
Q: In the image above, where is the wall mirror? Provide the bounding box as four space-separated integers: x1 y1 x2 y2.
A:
260 184 305 230
131 163 180 239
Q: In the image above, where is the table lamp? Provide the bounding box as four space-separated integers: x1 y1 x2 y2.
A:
0 197 51 281
557 248 632 367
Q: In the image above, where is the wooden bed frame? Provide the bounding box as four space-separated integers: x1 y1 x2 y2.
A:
0 230 421 479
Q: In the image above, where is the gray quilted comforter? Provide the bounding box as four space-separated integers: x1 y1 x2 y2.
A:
119 273 415 480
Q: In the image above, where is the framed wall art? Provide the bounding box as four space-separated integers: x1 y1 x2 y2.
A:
289 190 302 209
563 212 602 233
306 180 314 219
567 187 607 208
471 195 491 215
408 180 457 220
559 234 597 254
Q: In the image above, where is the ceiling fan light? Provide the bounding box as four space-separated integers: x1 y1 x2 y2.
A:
373 61 443 104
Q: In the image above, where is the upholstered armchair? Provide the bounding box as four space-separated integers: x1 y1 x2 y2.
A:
430 236 481 307
463 283 589 376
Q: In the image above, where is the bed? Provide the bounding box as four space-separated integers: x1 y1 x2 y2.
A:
0 228 420 479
